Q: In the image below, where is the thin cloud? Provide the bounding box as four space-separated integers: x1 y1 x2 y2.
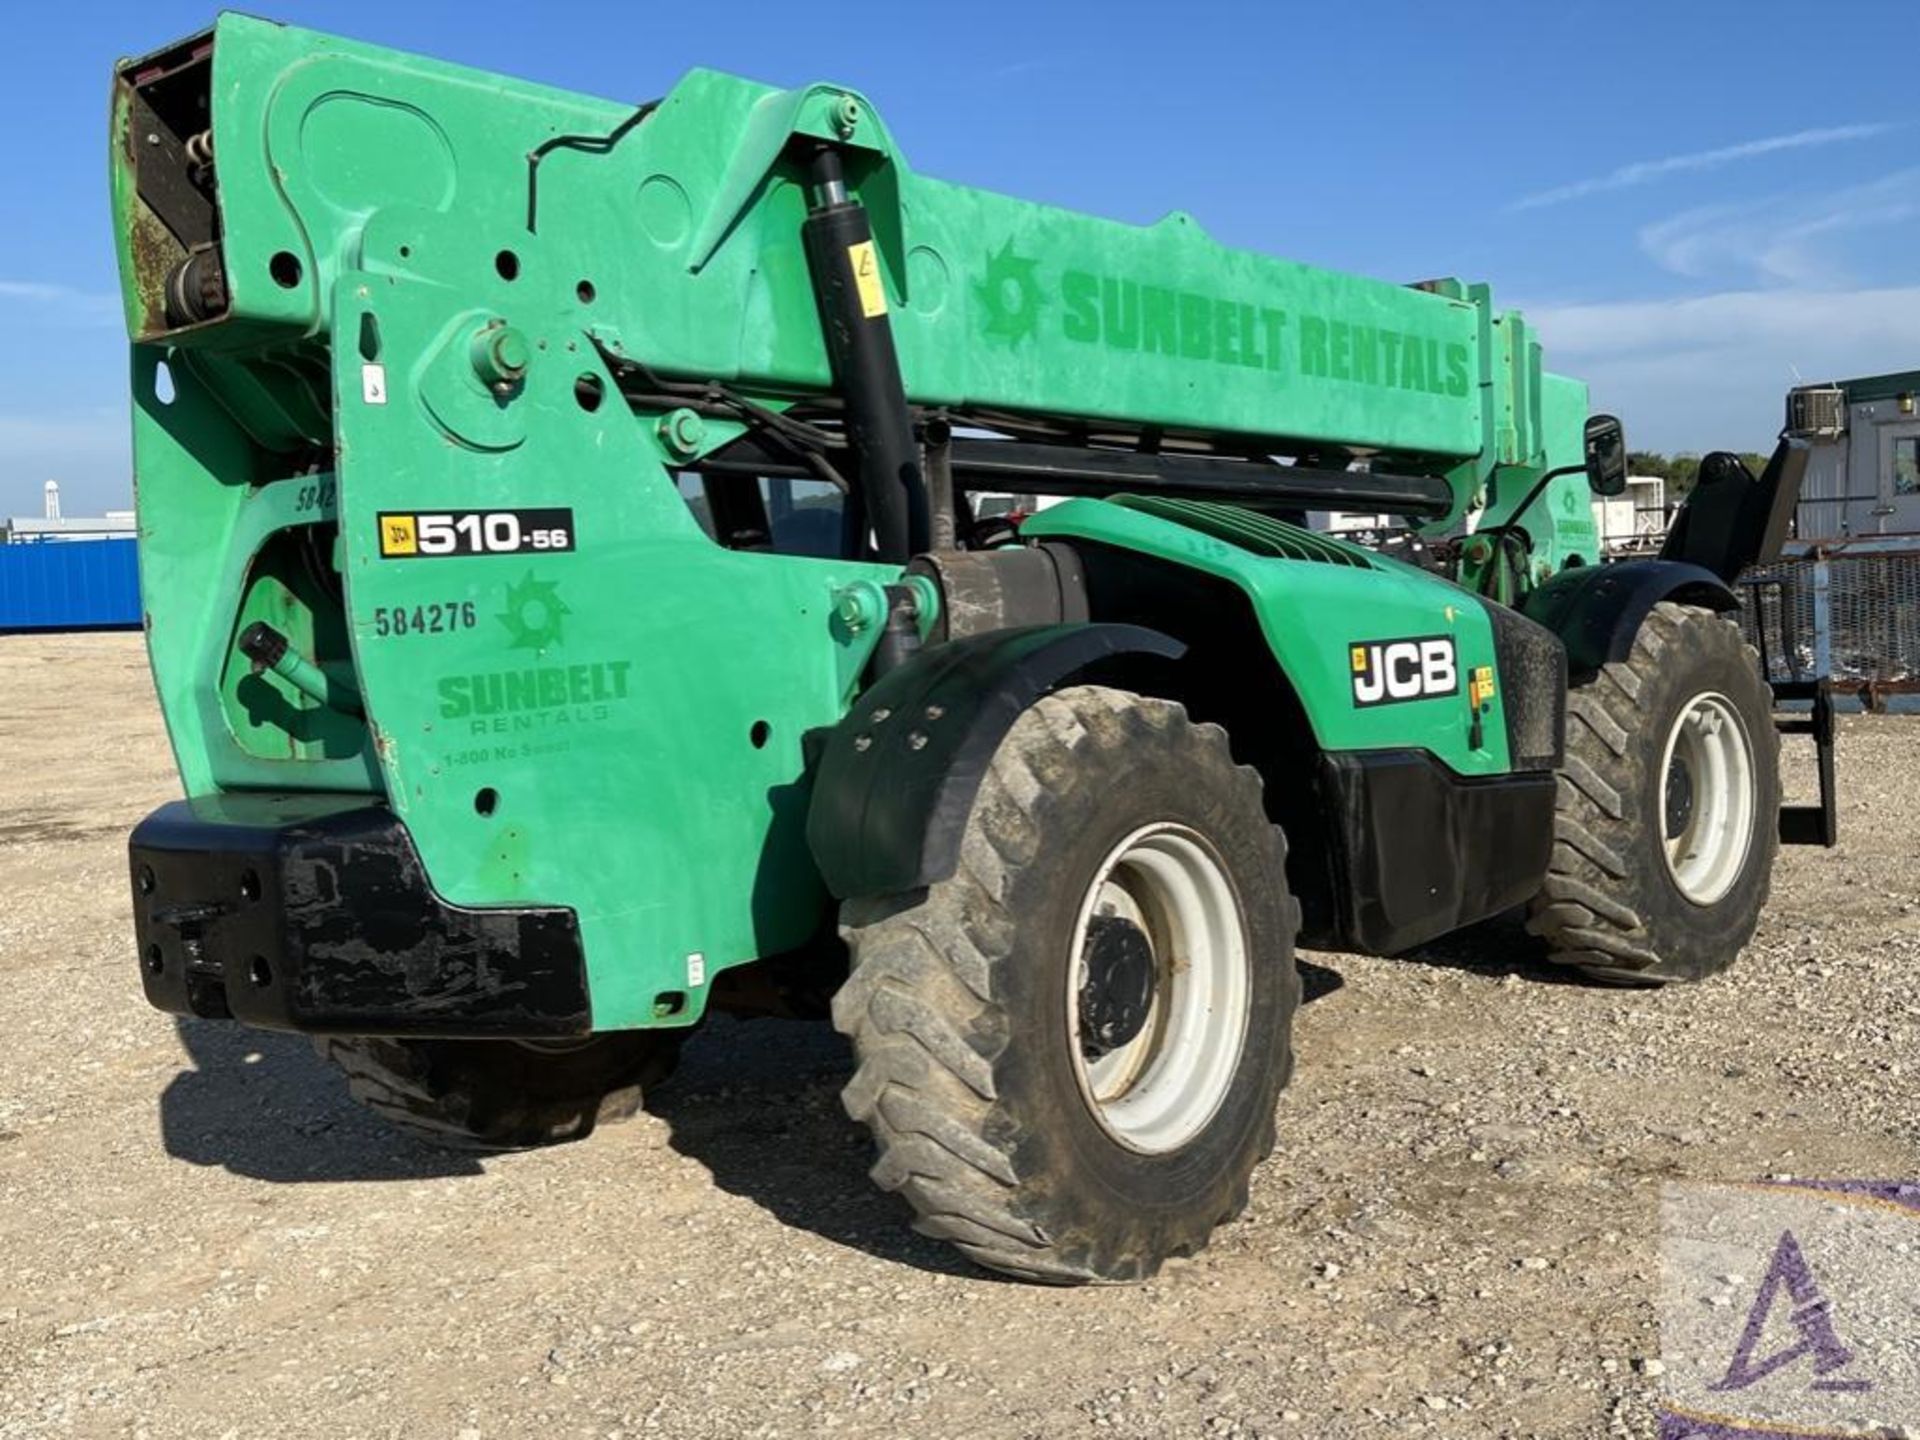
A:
0 280 122 326
1509 123 1895 211
1638 169 1920 287
1531 285 1920 358
1526 285 1920 450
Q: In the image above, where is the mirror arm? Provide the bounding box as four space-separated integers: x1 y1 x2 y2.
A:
1481 462 1585 544
1464 462 1588 600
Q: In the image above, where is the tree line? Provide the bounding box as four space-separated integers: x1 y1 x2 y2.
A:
1626 452 1771 497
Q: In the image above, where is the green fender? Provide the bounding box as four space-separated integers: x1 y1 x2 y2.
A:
1020 497 1516 777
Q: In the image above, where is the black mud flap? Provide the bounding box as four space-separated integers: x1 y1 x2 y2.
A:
1318 750 1558 955
131 794 591 1037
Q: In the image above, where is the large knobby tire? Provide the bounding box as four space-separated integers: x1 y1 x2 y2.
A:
314 1031 682 1151
1528 601 1779 984
833 685 1300 1284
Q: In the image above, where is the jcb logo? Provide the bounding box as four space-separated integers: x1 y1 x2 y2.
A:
1350 636 1458 707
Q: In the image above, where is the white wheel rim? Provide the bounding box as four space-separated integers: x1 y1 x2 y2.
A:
1065 823 1252 1154
1658 691 1757 906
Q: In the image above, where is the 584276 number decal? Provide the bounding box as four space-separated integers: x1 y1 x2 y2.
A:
372 601 477 638
378 508 574 559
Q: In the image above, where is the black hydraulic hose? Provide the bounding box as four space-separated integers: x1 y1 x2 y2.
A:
237 623 363 717
924 415 956 550
525 103 657 233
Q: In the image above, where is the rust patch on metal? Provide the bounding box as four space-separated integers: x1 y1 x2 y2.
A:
126 205 178 340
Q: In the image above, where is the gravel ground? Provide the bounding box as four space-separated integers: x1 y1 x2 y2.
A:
1 632 1914 1439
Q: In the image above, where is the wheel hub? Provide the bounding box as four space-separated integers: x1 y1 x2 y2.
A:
1664 752 1695 839
1658 691 1758 906
1065 823 1253 1155
1077 914 1157 1060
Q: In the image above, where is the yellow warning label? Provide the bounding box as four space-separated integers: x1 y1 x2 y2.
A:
848 240 887 318
380 514 419 557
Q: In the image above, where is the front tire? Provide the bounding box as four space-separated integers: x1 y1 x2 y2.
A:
1528 601 1779 984
833 686 1299 1283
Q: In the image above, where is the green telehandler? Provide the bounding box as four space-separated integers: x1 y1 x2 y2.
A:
115 16 1812 1282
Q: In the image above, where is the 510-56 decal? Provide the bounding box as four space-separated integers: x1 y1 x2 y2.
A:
378 508 574 559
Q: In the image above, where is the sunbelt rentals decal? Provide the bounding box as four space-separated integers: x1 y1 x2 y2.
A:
974 240 1473 399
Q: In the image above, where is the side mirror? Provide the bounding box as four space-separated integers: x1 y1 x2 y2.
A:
1585 414 1628 497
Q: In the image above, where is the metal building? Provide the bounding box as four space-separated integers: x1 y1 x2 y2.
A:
1786 372 1920 537
1741 373 1920 706
0 537 142 631
1594 474 1667 556
0 484 143 630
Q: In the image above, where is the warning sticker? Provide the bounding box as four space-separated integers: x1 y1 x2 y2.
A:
848 240 887 318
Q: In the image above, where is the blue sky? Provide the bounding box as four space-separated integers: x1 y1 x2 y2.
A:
6 0 1917 516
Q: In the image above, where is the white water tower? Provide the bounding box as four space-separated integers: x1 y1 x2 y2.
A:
43 480 60 521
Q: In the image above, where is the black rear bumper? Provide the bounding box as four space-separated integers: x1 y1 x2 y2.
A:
130 795 591 1038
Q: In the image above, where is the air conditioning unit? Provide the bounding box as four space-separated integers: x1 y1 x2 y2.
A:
1785 385 1846 439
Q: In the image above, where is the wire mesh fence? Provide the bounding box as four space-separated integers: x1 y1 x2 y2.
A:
1738 546 1920 697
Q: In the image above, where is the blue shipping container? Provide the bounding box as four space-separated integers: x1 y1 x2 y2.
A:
0 538 142 631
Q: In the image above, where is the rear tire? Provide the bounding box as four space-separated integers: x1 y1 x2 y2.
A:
1528 602 1779 984
314 1031 682 1151
833 686 1299 1283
